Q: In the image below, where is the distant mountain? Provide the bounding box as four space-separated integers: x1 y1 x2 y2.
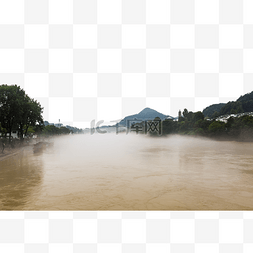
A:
237 91 253 102
118 107 173 126
203 91 253 118
203 103 226 117
218 91 253 116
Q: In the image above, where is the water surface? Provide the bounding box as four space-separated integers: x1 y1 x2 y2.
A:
0 134 253 210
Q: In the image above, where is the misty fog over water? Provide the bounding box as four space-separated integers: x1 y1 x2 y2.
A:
0 134 253 210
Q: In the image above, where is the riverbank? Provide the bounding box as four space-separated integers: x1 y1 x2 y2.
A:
0 145 26 162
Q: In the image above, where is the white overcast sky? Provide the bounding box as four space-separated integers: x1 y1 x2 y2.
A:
0 0 252 128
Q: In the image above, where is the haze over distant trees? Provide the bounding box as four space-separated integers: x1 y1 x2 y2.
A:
2 84 253 142
43 121 83 135
160 91 253 141
41 125 70 135
130 92 253 141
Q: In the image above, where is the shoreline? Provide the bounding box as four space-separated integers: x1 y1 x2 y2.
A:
0 146 26 162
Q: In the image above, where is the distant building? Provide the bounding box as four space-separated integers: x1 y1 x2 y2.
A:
54 123 63 128
215 112 253 123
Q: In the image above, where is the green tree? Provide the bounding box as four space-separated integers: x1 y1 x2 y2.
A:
187 111 194 122
182 108 188 118
42 125 71 136
211 111 219 118
0 123 7 136
225 116 234 129
42 125 59 135
59 126 70 134
0 84 44 140
27 126 35 135
208 121 226 134
19 97 44 139
193 111 204 123
0 85 26 139
231 109 236 114
162 119 177 134
195 128 204 136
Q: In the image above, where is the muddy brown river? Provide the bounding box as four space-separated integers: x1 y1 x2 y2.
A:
0 134 253 210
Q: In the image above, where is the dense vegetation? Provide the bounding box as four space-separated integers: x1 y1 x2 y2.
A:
0 85 44 139
237 92 253 102
159 109 253 141
0 85 81 140
202 91 253 118
202 103 226 118
44 121 83 134
2 84 253 142
41 125 71 135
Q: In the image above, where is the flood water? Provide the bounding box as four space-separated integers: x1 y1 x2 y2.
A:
0 134 253 210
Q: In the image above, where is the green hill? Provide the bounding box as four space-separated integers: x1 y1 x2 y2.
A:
202 103 226 118
203 91 253 118
237 91 253 102
118 107 171 126
219 91 253 116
